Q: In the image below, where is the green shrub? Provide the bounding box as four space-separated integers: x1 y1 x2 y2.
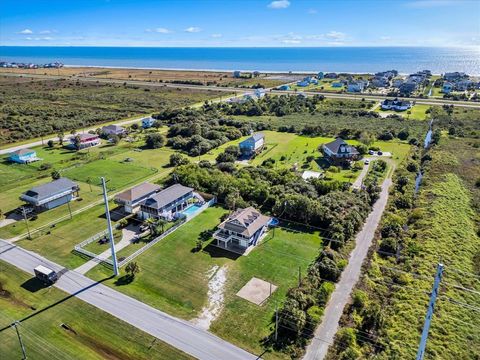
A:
352 289 368 309
316 281 335 306
306 305 324 325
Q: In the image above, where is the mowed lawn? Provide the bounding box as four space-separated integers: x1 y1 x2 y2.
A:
210 225 321 358
86 206 321 358
63 159 157 191
15 202 116 269
375 103 431 120
0 261 193 360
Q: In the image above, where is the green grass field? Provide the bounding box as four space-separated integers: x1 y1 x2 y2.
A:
14 203 116 269
63 159 157 192
86 206 320 359
0 261 193 360
375 104 431 120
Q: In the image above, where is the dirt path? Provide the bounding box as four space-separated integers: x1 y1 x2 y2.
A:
192 265 228 330
304 176 393 360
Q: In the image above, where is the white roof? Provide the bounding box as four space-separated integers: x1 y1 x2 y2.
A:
302 171 322 180
34 265 55 275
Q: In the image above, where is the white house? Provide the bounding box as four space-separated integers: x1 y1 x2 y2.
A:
381 98 412 111
139 184 194 221
102 124 126 136
322 138 360 164
239 133 265 157
142 117 156 128
213 207 271 252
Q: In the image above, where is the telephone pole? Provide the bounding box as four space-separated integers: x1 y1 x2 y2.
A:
416 263 444 360
12 321 27 360
22 207 31 240
101 177 119 276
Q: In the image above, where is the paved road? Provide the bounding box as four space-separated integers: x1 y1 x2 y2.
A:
304 176 393 360
0 239 258 360
0 115 145 155
2 72 479 109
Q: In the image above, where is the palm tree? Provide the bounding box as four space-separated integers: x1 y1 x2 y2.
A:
143 217 156 235
156 218 168 234
125 261 140 279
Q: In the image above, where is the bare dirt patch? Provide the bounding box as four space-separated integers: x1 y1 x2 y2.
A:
236 277 277 305
191 265 227 330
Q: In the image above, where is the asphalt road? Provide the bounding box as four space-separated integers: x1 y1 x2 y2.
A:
0 239 259 360
303 176 393 360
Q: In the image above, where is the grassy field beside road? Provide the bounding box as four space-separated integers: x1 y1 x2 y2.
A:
0 261 193 360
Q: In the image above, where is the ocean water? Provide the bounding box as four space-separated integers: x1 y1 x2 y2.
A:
1 46 479 75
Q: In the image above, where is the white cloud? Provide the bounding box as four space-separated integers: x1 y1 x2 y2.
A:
25 36 53 41
39 30 52 34
405 0 456 8
268 0 290 9
184 26 201 33
308 9 318 14
282 39 301 44
211 33 222 38
18 29 33 34
151 27 171 33
325 31 346 40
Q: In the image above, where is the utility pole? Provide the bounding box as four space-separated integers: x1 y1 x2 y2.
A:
22 207 31 240
67 201 73 220
275 307 279 342
101 177 119 276
416 263 444 360
12 321 27 360
298 266 302 287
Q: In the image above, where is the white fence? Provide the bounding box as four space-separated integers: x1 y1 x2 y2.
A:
73 228 113 266
117 197 217 267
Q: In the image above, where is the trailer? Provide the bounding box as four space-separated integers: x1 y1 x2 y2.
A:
34 265 58 285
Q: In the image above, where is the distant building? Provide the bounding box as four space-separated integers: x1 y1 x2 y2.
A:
322 138 360 164
317 72 324 80
9 148 40 164
21 178 79 210
139 184 194 221
278 85 290 91
399 82 417 95
297 80 309 87
233 71 241 78
142 117 156 129
239 133 265 157
455 80 474 91
324 73 338 79
213 207 271 251
302 171 322 180
102 124 126 136
444 72 467 82
442 82 453 94
381 98 412 111
347 80 368 93
331 82 343 88
254 88 266 98
114 182 161 214
371 77 390 88
69 133 101 150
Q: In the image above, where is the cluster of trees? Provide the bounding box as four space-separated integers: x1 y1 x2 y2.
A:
206 94 325 117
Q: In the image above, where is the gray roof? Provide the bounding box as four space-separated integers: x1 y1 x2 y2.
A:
323 138 359 155
252 133 265 141
141 184 193 209
11 148 35 156
218 207 270 237
115 182 160 202
22 178 79 202
102 124 125 132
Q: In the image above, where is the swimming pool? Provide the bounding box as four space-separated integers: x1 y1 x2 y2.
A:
181 204 203 218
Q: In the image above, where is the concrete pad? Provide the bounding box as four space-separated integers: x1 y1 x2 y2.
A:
236 277 277 305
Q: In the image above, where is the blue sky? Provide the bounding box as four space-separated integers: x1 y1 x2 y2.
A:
1 0 479 47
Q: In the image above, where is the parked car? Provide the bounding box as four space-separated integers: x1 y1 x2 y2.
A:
368 150 375 155
377 151 383 155
364 159 370 165
34 265 58 285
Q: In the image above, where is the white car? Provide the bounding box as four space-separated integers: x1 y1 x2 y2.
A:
364 159 370 165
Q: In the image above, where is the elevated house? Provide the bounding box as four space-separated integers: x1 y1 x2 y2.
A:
233 70 241 78
347 80 368 93
324 73 338 79
213 207 271 252
239 133 265 157
114 182 161 214
297 80 309 87
444 72 467 82
331 81 343 88
102 124 126 136
317 71 324 79
398 82 417 96
371 76 390 88
21 178 79 211
142 117 156 129
381 98 412 111
9 148 40 164
322 137 360 165
442 82 453 94
139 184 194 221
278 84 290 91
70 133 101 150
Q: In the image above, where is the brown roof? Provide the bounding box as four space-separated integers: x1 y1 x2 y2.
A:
12 148 35 156
218 207 271 237
115 182 161 202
